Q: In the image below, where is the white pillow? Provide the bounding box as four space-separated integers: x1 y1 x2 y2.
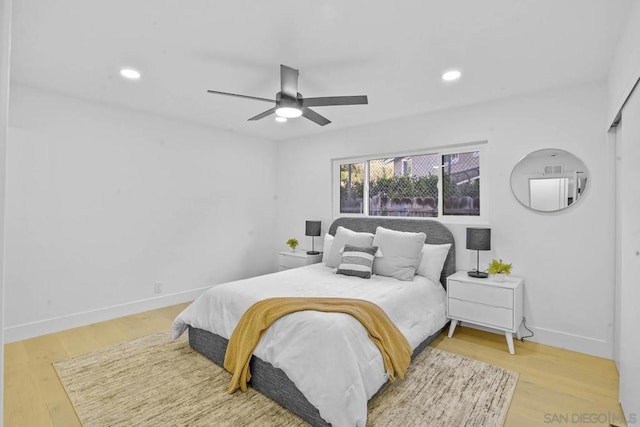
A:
321 233 334 264
372 226 426 281
416 243 452 284
325 226 375 268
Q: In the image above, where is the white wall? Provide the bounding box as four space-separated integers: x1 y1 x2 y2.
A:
4 84 278 341
608 0 640 127
0 0 12 423
275 83 615 358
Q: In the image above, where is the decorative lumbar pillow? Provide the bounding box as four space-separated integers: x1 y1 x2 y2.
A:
325 226 375 268
321 233 334 264
336 245 379 279
372 226 426 281
416 243 452 284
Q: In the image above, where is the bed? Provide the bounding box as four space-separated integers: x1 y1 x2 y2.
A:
173 217 456 427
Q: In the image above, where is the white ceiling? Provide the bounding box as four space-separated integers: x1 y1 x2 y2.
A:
9 0 633 141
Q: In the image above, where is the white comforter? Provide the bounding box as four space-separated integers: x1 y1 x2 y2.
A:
172 263 447 427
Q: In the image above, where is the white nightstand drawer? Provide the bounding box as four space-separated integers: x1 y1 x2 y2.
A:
448 279 513 309
277 252 323 271
448 298 514 330
279 255 304 269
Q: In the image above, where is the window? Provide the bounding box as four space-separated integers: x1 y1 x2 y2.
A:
334 146 484 219
339 162 365 214
442 152 480 216
368 154 439 217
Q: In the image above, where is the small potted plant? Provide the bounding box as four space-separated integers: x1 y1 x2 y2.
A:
286 238 299 252
487 259 512 282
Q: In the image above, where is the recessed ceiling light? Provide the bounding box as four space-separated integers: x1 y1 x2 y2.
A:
120 68 141 80
441 70 461 82
275 116 287 123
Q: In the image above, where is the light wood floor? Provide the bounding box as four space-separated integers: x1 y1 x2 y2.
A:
3 303 626 427
430 328 626 427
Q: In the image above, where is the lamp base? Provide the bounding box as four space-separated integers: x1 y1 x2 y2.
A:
467 270 489 278
307 251 320 255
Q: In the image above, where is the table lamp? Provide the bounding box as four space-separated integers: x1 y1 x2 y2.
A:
466 228 491 278
305 220 321 255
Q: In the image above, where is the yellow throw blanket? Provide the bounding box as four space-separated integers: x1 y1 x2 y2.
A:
223 297 412 394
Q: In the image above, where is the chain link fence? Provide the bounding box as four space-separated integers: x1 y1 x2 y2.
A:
442 151 480 216
339 151 480 217
369 154 439 217
340 163 364 214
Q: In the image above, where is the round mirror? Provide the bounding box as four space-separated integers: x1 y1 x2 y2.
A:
510 149 589 212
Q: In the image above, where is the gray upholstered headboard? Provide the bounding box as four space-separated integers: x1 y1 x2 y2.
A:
328 217 456 287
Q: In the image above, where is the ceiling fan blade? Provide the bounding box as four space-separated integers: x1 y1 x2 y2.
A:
302 107 331 126
301 95 369 107
207 90 274 104
248 107 277 121
280 65 299 99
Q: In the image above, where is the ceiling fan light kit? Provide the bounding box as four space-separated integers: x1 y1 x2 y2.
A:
207 64 368 126
275 108 301 118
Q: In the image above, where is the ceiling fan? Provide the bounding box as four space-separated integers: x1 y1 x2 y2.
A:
206 64 368 126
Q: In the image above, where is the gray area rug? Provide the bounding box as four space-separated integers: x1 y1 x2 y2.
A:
54 331 518 426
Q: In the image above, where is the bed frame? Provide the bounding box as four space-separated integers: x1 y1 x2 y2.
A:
189 217 456 426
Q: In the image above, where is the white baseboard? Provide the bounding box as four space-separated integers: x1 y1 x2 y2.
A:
3 286 210 343
459 322 613 359
524 324 613 359
6 293 615 360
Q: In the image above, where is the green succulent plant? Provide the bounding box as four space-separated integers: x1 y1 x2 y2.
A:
286 238 299 250
487 259 512 275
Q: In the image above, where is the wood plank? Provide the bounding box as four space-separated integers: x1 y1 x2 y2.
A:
3 303 627 427
432 326 627 427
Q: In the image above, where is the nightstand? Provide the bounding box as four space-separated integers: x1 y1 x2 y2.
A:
278 251 323 271
446 270 524 355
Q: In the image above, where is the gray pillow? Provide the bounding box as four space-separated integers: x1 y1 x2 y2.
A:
325 226 375 268
336 245 379 279
372 226 426 280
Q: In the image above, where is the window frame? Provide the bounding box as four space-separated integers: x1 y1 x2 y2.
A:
332 142 488 224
